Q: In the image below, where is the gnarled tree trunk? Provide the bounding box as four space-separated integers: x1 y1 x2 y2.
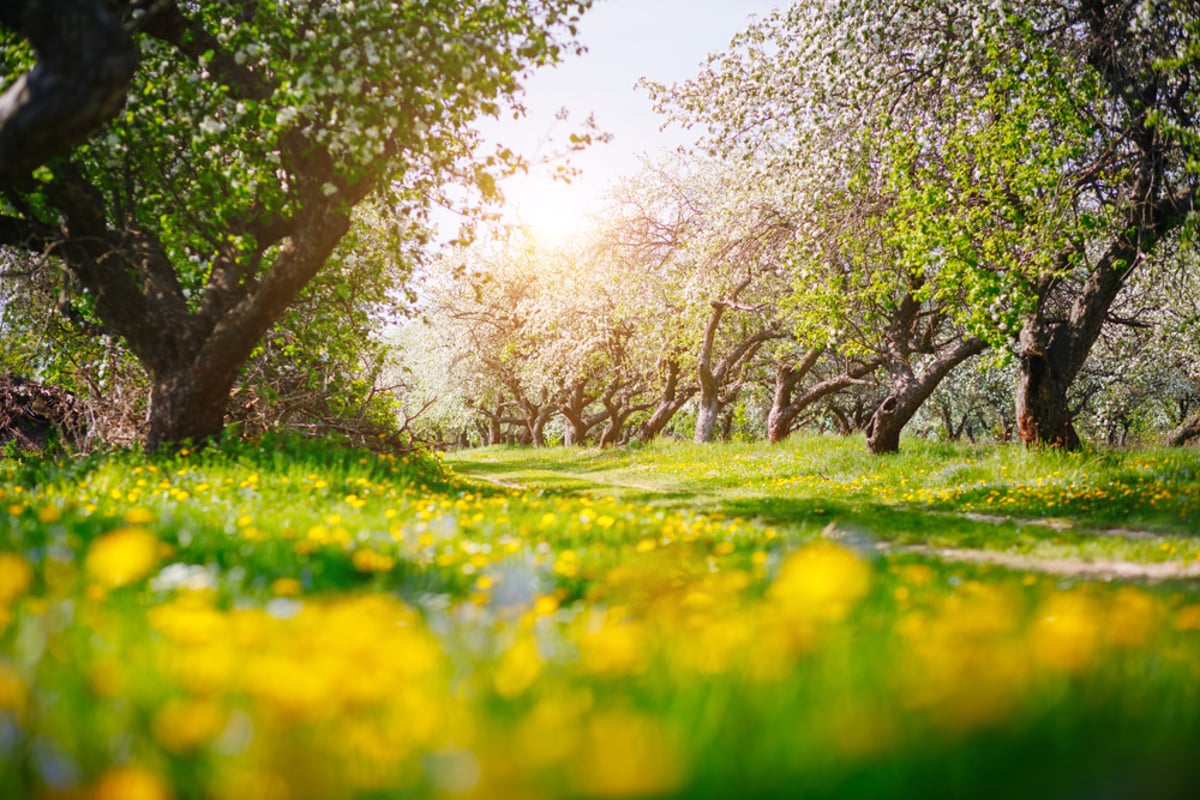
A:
693 297 778 444
638 359 696 442
1016 237 1141 450
767 351 880 444
1166 412 1200 447
865 337 986 455
559 381 607 446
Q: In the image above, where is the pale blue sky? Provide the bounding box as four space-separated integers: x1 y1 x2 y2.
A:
481 0 782 242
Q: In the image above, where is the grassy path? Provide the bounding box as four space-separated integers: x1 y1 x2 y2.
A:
447 437 1200 579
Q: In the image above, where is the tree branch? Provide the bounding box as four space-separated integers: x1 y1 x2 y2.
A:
0 0 137 182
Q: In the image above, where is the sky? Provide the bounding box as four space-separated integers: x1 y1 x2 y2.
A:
474 0 782 244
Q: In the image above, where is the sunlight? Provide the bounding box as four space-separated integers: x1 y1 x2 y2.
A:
502 175 591 249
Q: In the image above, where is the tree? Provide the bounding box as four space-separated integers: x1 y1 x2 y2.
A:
1008 0 1199 448
649 0 1200 451
0 0 592 449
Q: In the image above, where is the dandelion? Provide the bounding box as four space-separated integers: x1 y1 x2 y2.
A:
1030 592 1100 673
124 507 154 524
770 541 871 622
570 711 685 798
493 635 543 698
0 662 28 719
152 698 227 753
93 765 172 800
352 549 395 573
86 527 161 588
0 552 33 604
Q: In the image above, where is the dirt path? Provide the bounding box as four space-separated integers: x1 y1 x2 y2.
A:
893 544 1200 581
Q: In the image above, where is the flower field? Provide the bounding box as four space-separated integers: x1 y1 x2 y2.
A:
2 436 1200 799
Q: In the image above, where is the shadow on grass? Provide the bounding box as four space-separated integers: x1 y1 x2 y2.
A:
718 496 1053 550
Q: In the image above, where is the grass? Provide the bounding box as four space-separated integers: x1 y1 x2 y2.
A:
447 435 1200 564
0 433 1198 799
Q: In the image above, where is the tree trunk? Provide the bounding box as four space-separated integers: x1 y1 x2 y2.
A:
559 382 606 446
865 337 985 455
637 360 695 442
767 352 879 444
599 419 622 448
864 393 908 455
0 0 138 183
693 391 719 444
1014 346 1080 449
1015 239 1133 449
767 362 807 444
719 408 736 441
1166 412 1200 447
147 364 236 450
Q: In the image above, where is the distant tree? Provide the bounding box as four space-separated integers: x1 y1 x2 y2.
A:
0 0 592 449
602 157 794 444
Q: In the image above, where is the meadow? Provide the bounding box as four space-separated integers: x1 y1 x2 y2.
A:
1 434 1199 799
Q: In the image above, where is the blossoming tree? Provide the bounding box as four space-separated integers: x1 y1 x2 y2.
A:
0 0 591 449
649 0 1199 451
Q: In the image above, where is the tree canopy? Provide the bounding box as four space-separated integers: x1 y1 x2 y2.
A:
0 0 592 449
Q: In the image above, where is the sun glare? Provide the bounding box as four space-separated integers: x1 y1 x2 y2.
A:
503 176 591 249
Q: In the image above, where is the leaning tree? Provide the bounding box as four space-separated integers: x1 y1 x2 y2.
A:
0 0 592 449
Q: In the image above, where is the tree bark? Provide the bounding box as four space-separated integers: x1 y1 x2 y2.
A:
0 0 137 182
1013 5 1199 449
692 297 778 443
767 351 880 444
147 367 235 450
1014 190 1188 449
693 392 720 444
637 360 696 442
559 381 607 445
1166 412 1200 447
865 337 986 455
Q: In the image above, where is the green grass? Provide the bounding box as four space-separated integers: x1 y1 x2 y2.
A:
447 435 1200 564
0 434 1199 799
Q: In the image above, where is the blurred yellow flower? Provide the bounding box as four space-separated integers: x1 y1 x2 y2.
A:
272 577 303 596
1106 587 1160 648
0 663 28 720
580 616 650 676
1031 592 1100 673
570 711 684 798
124 507 155 524
86 527 160 588
0 552 33 604
494 635 543 698
770 541 872 622
93 765 172 800
352 548 395 573
153 697 227 753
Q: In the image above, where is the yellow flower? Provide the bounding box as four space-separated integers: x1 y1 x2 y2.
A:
770 542 872 622
0 552 33 604
86 527 160 588
93 765 172 800
570 711 684 797
0 663 28 720
1030 591 1100 673
123 507 155 525
272 577 303 597
152 698 227 753
352 549 396 573
494 635 543 698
